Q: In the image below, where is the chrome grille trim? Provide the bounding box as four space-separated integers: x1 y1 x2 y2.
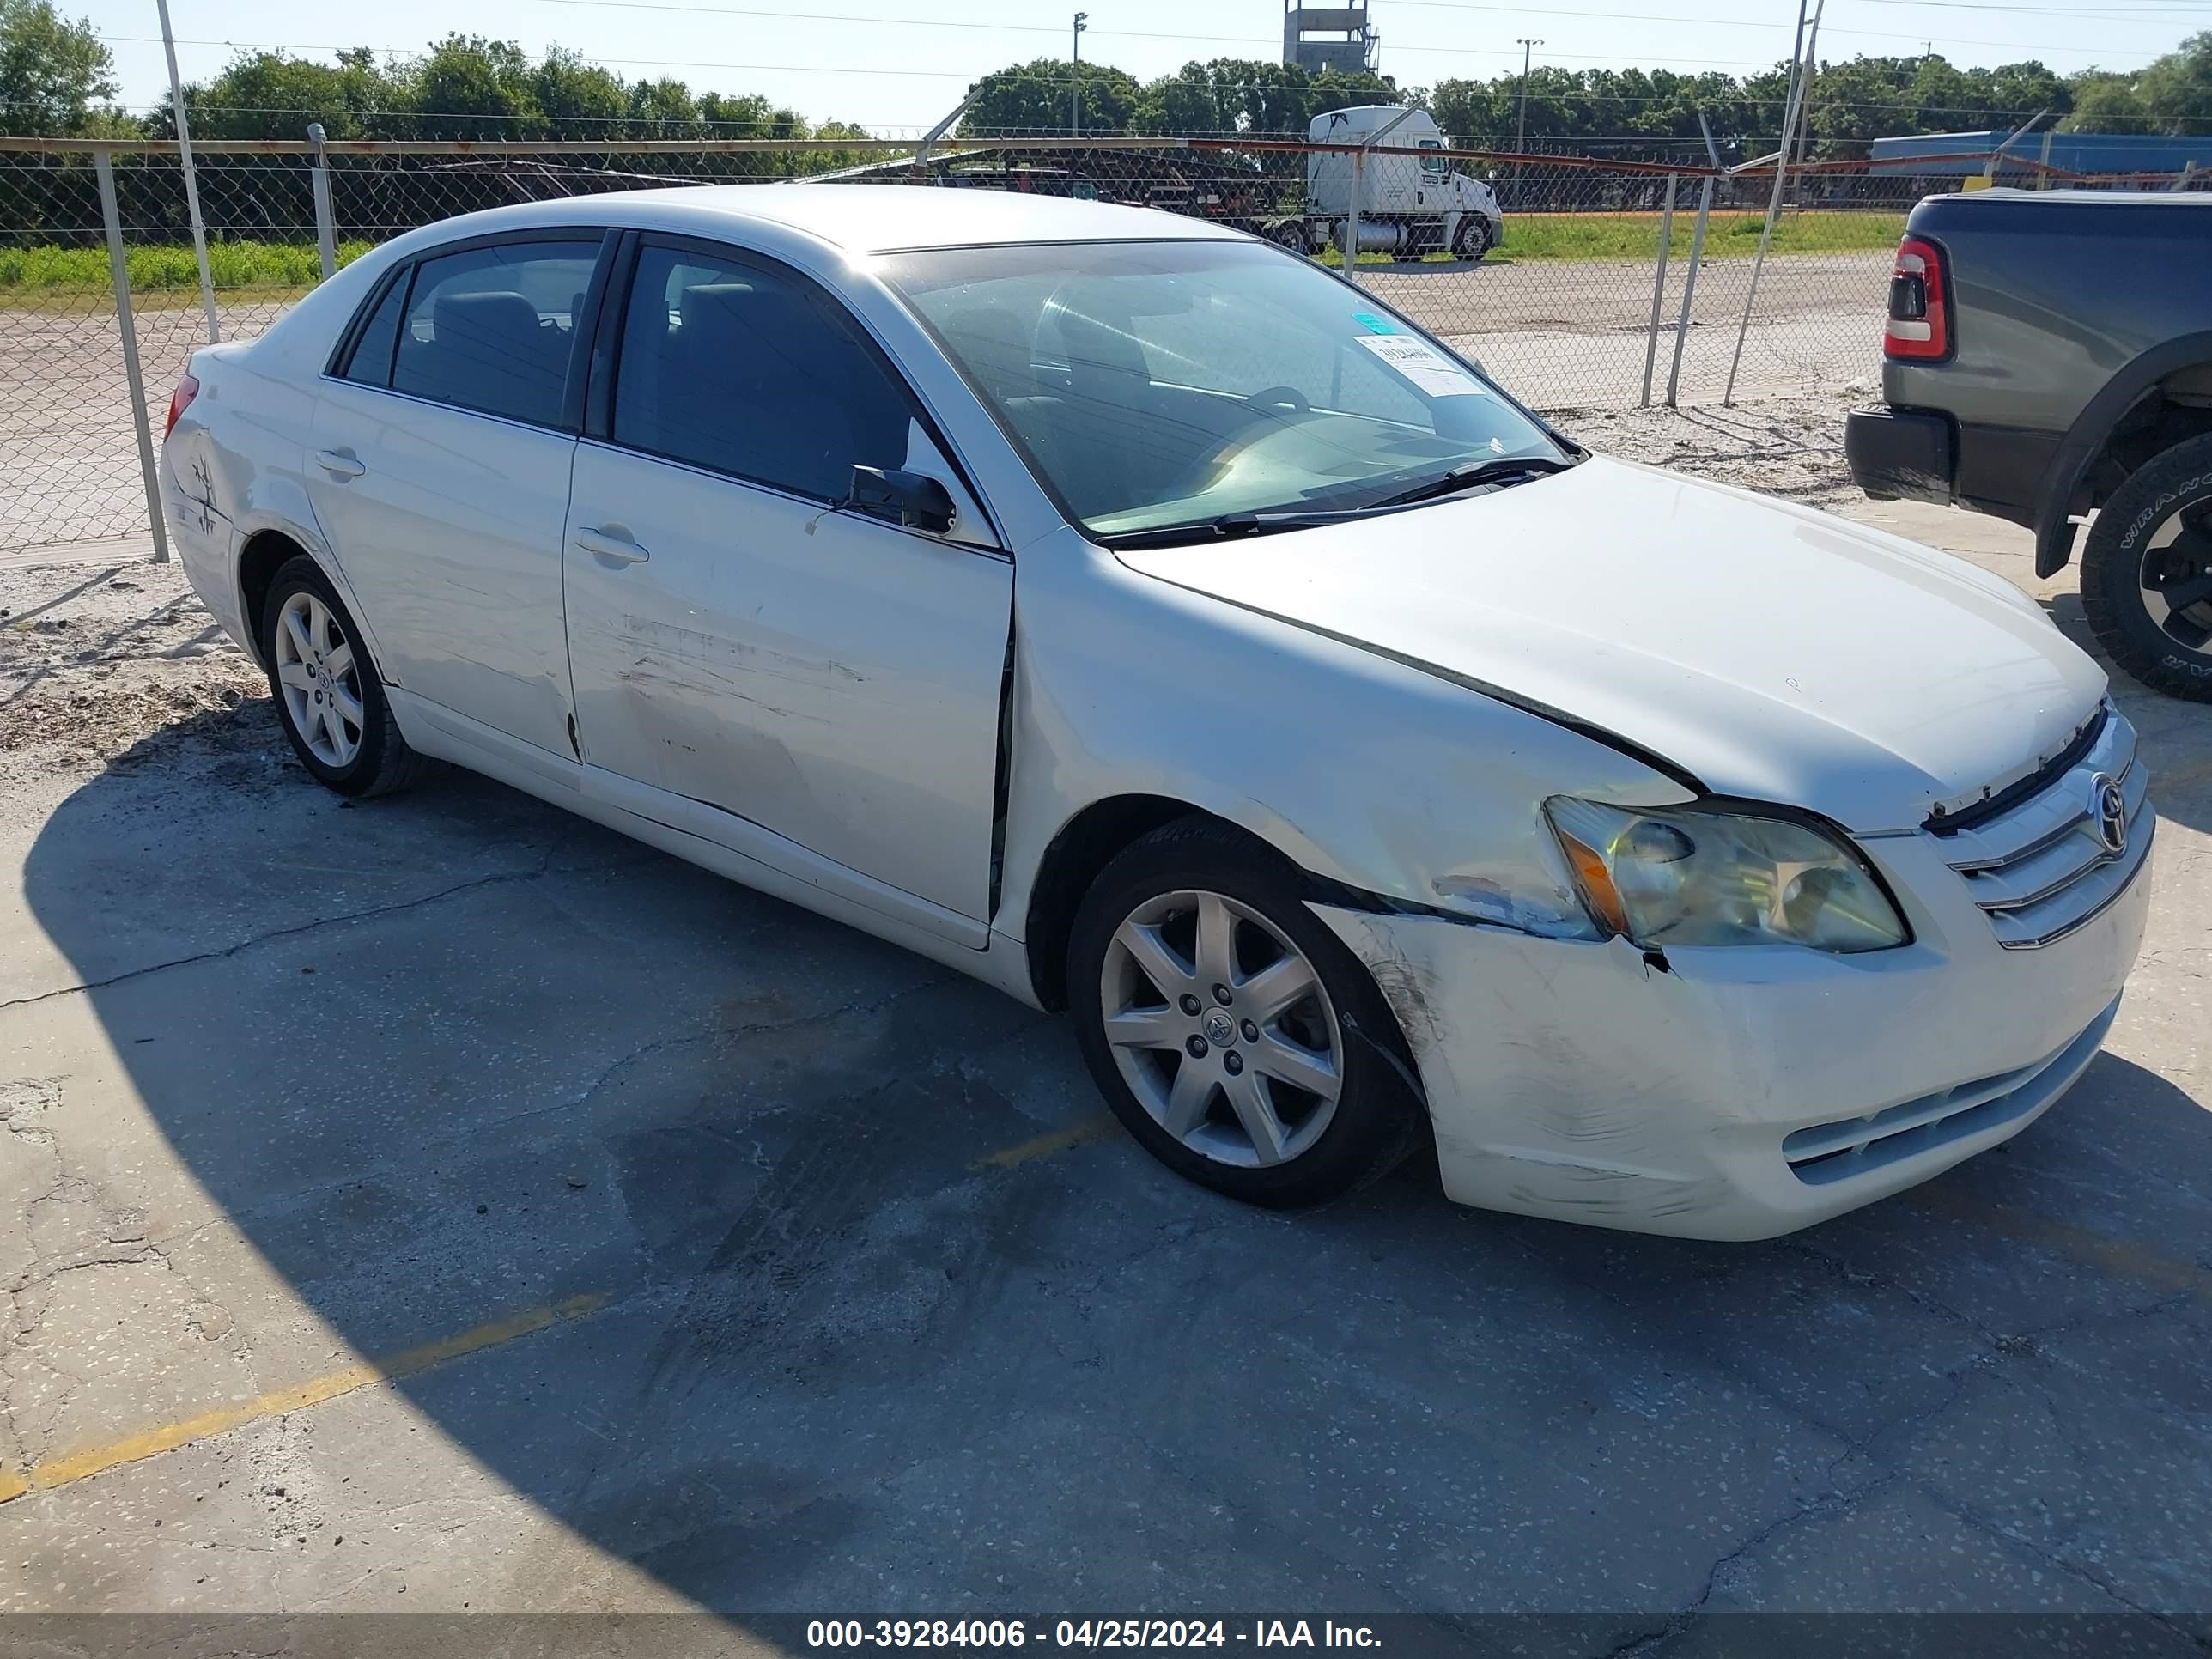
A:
1939 703 2154 951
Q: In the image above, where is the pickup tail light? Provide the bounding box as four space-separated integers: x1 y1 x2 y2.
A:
164 373 199 439
1884 236 1948 362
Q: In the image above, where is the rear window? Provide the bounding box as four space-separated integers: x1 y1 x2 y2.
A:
383 240 600 427
338 275 407 389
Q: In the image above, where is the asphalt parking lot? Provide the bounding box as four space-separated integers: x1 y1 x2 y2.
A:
1 471 2207 1645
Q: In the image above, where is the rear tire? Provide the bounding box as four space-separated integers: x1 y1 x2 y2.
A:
257 555 426 796
1066 817 1425 1209
2080 435 2212 702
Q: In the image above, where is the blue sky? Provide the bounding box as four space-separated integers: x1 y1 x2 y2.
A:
82 0 2212 134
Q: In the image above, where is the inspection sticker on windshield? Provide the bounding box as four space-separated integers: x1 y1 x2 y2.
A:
1354 335 1487 398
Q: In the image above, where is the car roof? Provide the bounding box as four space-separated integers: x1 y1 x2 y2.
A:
433 182 1247 254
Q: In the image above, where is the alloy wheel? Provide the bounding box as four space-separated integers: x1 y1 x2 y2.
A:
2141 501 2212 653
273 590 365 769
1099 889 1344 1169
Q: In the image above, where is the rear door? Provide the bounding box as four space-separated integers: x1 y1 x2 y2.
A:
308 232 609 757
562 234 1013 929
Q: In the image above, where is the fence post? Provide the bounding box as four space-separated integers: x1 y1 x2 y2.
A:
1343 107 1419 293
1639 173 1677 407
308 123 337 282
1345 148 1364 291
1665 174 1715 409
94 144 171 564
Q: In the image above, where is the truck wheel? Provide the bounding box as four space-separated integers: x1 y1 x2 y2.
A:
1452 216 1493 263
2080 434 2212 702
1267 222 1309 257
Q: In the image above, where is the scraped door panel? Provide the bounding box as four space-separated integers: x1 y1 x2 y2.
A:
563 443 1012 924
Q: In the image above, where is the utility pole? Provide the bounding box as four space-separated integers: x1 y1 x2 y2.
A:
1514 35 1542 209
1790 0 1825 203
1072 12 1088 138
155 0 219 343
1514 37 1543 158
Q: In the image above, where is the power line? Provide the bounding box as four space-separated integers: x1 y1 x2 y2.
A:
515 0 2183 62
1383 0 2184 52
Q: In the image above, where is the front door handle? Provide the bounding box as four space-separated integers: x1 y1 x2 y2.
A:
574 526 649 565
314 447 365 481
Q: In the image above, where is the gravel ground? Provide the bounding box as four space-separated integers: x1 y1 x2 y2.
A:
0 559 264 794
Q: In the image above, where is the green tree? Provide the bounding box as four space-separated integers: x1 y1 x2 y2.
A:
164 49 392 141
2060 72 2154 134
2136 30 2212 133
1132 62 1223 134
0 0 116 136
965 57 1139 136
392 35 542 137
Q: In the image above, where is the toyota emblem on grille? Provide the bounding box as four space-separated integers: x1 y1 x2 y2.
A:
2090 773 2128 857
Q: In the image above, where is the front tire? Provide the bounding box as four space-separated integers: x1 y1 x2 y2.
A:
258 555 425 796
1067 817 1424 1209
2080 434 2212 702
1452 214 1494 263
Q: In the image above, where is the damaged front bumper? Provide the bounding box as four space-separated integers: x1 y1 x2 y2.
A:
1312 832 2152 1240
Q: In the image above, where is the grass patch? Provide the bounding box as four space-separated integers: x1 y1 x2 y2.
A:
1321 209 1905 266
0 211 1902 298
0 239 373 295
1501 209 1904 262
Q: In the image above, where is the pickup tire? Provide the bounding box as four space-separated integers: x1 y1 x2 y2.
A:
2080 435 2212 702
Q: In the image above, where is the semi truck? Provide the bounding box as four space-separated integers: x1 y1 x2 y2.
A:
1267 106 1504 263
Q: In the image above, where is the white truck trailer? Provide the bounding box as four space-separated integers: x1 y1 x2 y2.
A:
1268 106 1504 263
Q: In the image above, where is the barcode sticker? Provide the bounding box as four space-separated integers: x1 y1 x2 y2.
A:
1354 335 1487 398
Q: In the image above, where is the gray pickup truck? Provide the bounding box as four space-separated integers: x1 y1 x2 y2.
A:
1845 189 2212 701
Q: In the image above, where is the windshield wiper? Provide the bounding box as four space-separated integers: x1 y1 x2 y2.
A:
1095 455 1579 550
1363 454 1576 511
1094 508 1367 550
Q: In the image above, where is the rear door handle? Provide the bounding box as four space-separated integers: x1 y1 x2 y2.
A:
314 448 365 481
574 526 649 565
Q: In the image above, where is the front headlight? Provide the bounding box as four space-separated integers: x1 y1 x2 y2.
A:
1543 798 1909 953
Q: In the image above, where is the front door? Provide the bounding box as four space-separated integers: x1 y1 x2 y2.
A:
562 237 1012 927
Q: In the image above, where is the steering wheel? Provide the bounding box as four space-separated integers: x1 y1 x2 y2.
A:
1245 385 1310 415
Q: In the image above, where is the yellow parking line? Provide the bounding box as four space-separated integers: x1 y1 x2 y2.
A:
1913 1184 2212 1299
970 1112 1120 1170
0 1115 1116 1506
1 1115 1120 1507
0 1291 608 1504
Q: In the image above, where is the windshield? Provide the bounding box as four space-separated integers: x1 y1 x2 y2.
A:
880 240 1565 539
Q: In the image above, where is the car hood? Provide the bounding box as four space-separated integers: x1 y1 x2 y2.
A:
1114 457 2106 833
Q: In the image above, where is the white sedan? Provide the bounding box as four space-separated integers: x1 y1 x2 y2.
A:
159 185 2153 1239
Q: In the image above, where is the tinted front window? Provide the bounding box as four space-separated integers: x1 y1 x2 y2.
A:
340 273 408 388
611 244 915 502
391 240 599 426
884 240 1561 537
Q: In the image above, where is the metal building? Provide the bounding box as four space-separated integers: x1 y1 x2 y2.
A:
1282 0 1376 75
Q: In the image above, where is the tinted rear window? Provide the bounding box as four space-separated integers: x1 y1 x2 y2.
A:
389 240 600 427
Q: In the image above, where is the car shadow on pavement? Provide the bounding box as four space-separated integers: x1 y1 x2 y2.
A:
10 701 2211 1625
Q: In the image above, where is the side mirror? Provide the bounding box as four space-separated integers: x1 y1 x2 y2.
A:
848 465 956 536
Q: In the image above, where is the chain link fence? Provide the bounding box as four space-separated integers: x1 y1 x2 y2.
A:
0 133 2194 559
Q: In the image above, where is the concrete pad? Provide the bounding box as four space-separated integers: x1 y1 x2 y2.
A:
2 466 2208 1626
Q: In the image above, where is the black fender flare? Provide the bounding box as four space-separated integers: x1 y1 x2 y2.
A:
2035 329 2212 579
